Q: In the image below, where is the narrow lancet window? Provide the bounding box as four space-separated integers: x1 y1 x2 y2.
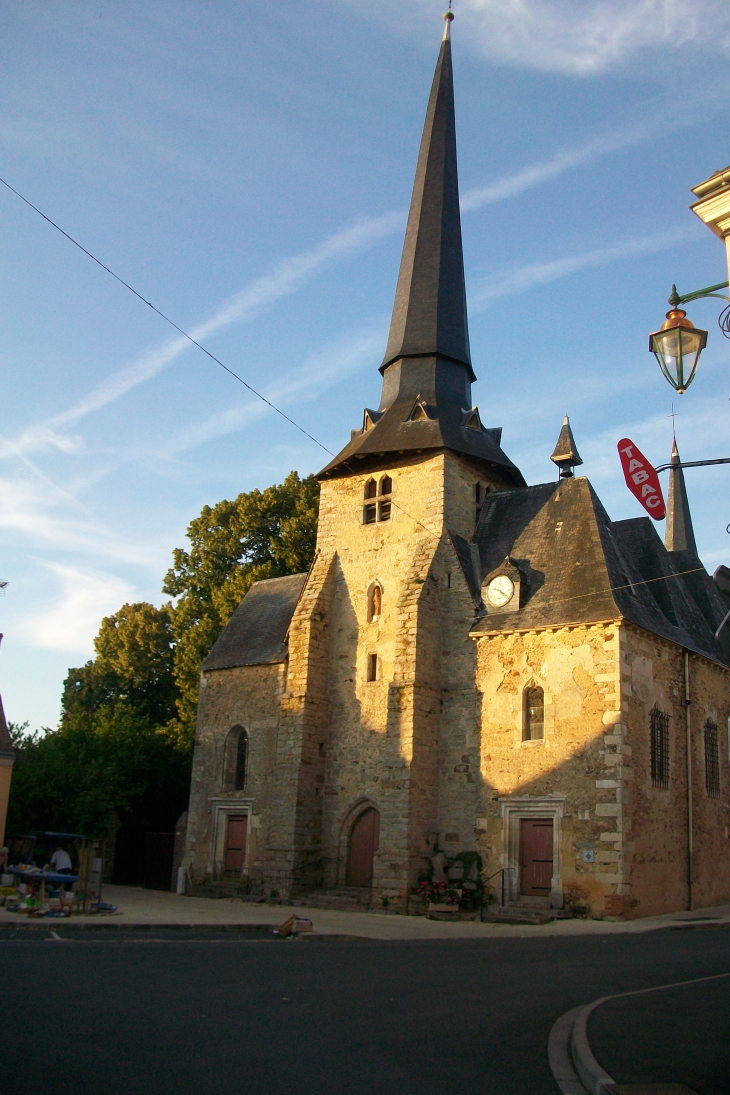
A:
705 719 720 798
225 725 248 792
234 729 248 791
364 478 377 499
366 653 378 682
650 704 669 788
523 685 544 741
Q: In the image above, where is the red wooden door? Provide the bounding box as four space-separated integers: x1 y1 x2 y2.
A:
346 808 380 887
224 815 248 873
520 818 553 895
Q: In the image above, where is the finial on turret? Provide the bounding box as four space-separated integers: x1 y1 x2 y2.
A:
443 7 454 40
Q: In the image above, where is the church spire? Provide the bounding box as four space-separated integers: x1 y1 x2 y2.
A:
317 15 524 487
665 437 697 554
380 11 473 378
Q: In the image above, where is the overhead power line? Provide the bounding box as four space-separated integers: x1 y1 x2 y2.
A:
0 171 439 538
0 174 333 457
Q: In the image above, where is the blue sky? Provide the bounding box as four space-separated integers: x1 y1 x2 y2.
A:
1 0 730 729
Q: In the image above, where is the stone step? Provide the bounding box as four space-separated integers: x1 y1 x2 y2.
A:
486 905 571 925
296 888 372 912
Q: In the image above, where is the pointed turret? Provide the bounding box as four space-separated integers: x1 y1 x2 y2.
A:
665 438 697 553
550 415 583 479
380 11 472 377
318 15 524 487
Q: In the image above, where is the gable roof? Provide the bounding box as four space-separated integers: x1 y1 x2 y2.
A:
201 573 307 672
468 477 728 665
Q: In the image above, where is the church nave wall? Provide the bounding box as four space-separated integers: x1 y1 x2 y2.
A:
186 662 286 884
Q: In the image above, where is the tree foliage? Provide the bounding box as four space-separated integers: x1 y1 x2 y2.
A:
7 470 320 853
6 706 191 839
62 602 178 725
163 470 319 738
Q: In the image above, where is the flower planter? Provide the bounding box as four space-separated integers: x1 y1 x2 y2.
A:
427 902 459 921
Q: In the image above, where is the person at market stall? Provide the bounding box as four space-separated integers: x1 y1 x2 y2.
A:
49 847 73 874
48 846 76 894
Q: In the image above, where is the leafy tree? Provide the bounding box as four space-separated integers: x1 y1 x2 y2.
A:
62 602 178 725
163 470 319 738
6 705 191 840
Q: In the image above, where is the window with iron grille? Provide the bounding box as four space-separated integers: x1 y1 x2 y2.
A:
650 704 669 789
704 719 720 799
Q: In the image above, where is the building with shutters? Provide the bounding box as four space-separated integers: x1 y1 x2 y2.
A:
184 16 730 919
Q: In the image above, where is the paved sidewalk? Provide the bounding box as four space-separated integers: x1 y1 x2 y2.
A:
587 975 730 1094
3 884 730 939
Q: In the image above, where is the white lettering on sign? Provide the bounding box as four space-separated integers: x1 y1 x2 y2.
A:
617 437 666 521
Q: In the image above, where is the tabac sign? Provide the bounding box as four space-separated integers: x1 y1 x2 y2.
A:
617 439 666 520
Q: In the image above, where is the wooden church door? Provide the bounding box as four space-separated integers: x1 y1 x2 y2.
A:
519 818 553 895
346 808 380 887
224 815 248 874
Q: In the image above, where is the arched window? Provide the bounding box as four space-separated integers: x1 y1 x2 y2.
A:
523 685 544 741
364 478 377 499
368 583 382 622
224 725 248 792
379 475 392 496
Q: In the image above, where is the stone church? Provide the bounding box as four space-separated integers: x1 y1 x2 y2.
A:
185 18 730 919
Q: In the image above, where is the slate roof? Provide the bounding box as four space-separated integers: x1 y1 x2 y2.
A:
467 477 729 666
380 37 472 376
201 573 307 672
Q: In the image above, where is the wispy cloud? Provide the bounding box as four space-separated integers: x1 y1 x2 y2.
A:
2 211 404 460
164 326 382 457
343 0 730 76
470 224 703 310
20 563 135 654
461 122 659 213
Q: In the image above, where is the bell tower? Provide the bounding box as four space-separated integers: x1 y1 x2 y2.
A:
266 13 523 904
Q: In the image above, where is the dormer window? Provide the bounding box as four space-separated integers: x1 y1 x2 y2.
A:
407 398 428 422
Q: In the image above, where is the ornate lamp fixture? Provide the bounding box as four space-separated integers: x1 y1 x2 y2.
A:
649 282 728 393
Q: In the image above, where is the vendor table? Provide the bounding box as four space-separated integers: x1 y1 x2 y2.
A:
6 868 79 903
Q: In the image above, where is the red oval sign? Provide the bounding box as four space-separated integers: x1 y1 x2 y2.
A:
617 438 666 520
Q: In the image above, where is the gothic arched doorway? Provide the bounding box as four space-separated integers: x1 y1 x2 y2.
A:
346 807 380 887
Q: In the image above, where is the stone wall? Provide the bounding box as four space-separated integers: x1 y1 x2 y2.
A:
473 621 624 915
185 661 286 882
622 622 730 917
310 451 512 905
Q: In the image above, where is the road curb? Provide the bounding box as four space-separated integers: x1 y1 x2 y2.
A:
549 971 730 1095
569 999 615 1095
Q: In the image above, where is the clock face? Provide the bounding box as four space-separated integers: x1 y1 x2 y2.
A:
487 574 514 608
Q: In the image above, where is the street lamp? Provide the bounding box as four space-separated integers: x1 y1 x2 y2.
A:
649 166 730 393
649 282 728 393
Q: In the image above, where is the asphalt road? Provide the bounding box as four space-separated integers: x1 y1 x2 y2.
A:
3 925 730 1095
